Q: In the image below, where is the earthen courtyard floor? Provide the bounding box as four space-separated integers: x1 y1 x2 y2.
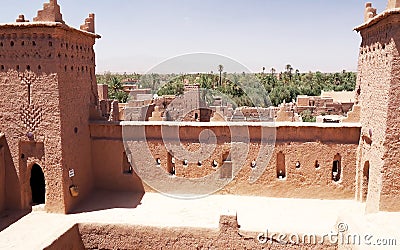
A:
0 191 399 249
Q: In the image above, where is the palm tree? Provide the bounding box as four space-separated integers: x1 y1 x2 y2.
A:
218 64 224 86
285 64 293 81
270 68 276 76
262 66 266 74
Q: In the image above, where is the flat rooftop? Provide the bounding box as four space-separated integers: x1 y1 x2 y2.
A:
1 192 398 249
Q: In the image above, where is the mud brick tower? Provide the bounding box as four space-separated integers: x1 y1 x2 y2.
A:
0 0 100 213
355 1 400 212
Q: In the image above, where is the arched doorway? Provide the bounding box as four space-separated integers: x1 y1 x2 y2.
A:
30 164 45 205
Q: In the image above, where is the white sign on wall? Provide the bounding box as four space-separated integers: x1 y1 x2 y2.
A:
69 169 75 178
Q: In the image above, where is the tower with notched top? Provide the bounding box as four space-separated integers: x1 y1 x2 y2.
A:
0 0 100 213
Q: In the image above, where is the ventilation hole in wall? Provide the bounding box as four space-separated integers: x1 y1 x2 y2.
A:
86 66 88 72
71 66 74 71
251 161 257 169
315 160 320 169
21 154 25 159
32 41 36 46
16 65 19 70
48 53 52 58
64 65 67 71
295 161 301 169
26 65 30 71
0 42 3 47
66 43 69 49
212 160 218 168
1 65 4 70
71 55 74 59
81 66 84 72
183 159 188 167
61 43 63 48
65 54 67 58
197 161 202 167
58 53 61 58
156 158 161 166
49 41 52 47
38 65 41 70
80 46 82 50
74 127 78 134
10 41 14 47
21 41 24 46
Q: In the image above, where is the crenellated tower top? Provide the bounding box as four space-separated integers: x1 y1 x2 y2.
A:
33 0 64 24
387 0 400 9
364 3 377 22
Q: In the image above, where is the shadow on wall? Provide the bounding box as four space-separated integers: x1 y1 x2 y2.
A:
70 190 144 214
0 209 31 232
0 136 27 232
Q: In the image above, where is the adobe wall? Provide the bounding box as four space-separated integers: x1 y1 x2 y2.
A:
0 69 65 212
355 9 400 212
90 122 360 200
0 135 5 213
76 222 336 249
55 27 98 213
44 224 85 250
0 23 98 213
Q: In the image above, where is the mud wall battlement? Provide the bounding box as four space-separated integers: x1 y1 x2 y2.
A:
90 122 360 200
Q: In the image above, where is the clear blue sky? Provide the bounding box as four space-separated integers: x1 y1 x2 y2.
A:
0 0 388 73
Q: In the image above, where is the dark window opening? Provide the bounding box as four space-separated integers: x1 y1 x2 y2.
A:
122 152 132 174
167 153 175 175
251 161 257 169
295 161 301 169
276 151 286 179
212 160 218 168
26 65 30 71
74 127 78 134
156 158 161 166
362 161 370 202
10 41 14 47
315 160 320 169
183 159 188 167
332 154 342 182
30 164 45 205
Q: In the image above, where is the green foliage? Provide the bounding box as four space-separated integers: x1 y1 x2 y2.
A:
257 67 356 106
157 81 184 96
105 76 129 103
96 66 356 108
300 110 316 123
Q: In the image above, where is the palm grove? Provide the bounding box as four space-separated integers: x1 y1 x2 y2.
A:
97 64 356 110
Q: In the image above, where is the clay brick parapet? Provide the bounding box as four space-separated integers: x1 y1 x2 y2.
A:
387 0 400 9
365 3 377 22
80 14 95 33
33 0 64 24
90 121 361 145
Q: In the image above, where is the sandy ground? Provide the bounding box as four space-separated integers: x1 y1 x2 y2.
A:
0 191 399 249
